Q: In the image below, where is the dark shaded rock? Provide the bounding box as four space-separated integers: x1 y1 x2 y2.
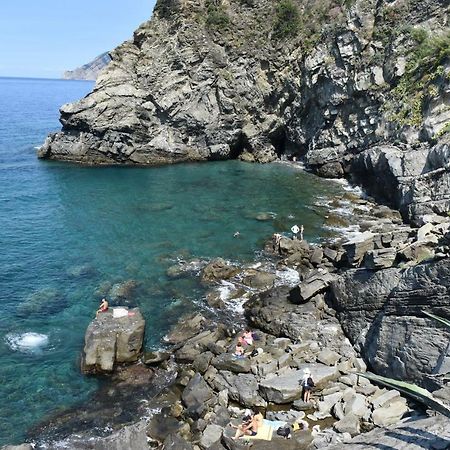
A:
211 354 251 373
204 369 266 408
310 247 324 265
163 434 194 450
182 373 214 418
143 350 170 365
241 270 276 290
147 410 184 442
363 247 397 269
278 237 310 256
165 313 206 345
193 351 214 374
317 162 344 178
82 307 145 374
330 258 450 381
201 258 241 283
343 231 375 266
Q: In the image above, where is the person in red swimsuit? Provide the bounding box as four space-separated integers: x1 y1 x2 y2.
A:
96 298 109 317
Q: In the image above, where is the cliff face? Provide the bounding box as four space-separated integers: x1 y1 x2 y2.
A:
62 52 111 81
40 0 449 221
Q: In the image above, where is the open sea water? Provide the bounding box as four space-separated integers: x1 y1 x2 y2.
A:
0 77 345 445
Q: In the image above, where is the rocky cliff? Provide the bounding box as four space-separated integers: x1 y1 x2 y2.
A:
39 0 449 221
62 52 111 80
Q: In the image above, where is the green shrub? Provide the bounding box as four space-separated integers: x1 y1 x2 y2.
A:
273 0 300 39
386 28 450 127
206 0 230 28
155 0 179 19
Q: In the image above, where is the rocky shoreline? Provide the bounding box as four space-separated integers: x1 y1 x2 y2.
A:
5 183 450 450
6 0 449 446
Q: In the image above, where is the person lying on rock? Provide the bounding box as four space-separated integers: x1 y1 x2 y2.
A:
96 298 109 317
301 368 315 403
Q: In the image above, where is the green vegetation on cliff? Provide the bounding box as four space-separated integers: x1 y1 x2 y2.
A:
387 28 450 128
273 0 300 39
206 0 230 28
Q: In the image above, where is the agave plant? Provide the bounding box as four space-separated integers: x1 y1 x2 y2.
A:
357 372 450 418
423 311 450 329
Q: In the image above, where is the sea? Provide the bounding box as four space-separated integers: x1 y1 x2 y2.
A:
0 76 347 445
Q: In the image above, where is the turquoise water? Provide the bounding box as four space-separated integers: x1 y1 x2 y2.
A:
0 77 344 445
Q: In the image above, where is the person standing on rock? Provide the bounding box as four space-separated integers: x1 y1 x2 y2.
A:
291 224 300 239
301 368 315 403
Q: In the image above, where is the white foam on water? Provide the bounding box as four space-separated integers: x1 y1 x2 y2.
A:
218 281 235 301
275 267 300 287
330 178 365 197
5 332 49 353
324 224 361 240
330 205 353 216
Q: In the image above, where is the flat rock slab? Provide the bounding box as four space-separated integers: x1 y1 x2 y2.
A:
259 365 339 403
211 354 251 373
259 370 303 403
82 307 145 374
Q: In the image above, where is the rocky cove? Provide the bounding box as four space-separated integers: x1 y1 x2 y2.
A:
4 184 450 450
6 0 450 448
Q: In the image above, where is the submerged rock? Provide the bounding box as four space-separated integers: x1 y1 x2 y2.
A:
16 287 65 317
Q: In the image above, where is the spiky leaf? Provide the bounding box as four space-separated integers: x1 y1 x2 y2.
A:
357 372 450 418
423 311 450 329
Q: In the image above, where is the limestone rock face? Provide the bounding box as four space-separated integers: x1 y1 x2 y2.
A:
330 258 450 381
82 307 145 374
39 0 450 222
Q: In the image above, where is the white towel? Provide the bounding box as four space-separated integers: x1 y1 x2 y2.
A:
113 307 128 318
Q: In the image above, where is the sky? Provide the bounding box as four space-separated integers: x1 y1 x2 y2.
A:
0 0 156 78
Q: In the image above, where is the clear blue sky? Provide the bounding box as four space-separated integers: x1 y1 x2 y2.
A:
0 0 156 78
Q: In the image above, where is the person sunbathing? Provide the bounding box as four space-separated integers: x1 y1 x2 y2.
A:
242 329 254 346
96 298 109 317
232 411 262 439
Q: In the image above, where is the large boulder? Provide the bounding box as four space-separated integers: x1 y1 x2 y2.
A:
201 258 241 283
259 365 339 403
211 354 251 373
182 373 214 418
82 307 145 374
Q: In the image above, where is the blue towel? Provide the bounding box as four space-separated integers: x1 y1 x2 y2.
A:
263 419 287 429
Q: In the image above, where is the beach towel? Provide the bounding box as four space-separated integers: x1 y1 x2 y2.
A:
113 307 128 318
241 422 274 441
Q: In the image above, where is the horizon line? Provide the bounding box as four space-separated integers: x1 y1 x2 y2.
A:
0 75 95 82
